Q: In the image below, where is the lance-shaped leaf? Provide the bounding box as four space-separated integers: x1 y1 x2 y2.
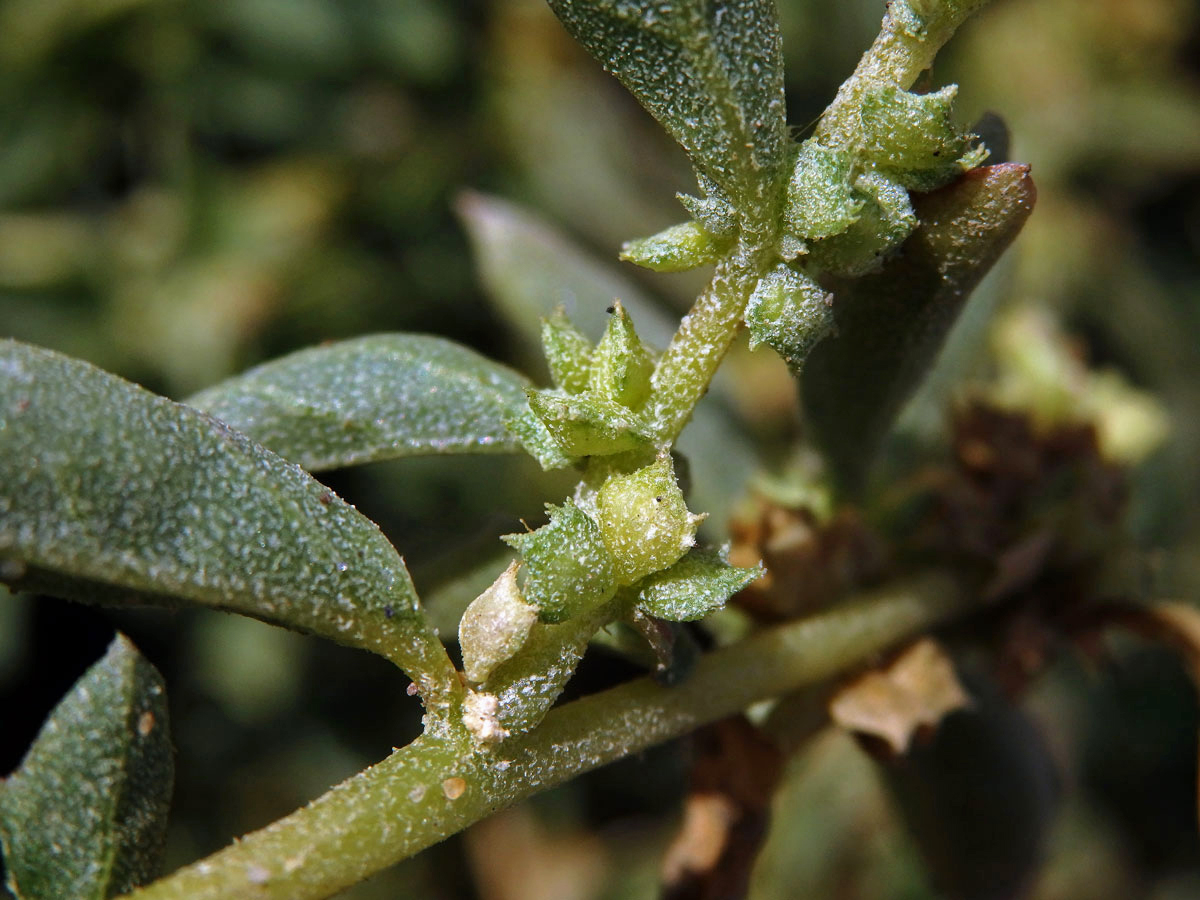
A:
456 191 677 352
0 634 172 900
545 0 788 209
802 164 1036 494
186 335 531 472
0 341 457 700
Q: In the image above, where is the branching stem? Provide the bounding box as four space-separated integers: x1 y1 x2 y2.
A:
123 571 966 900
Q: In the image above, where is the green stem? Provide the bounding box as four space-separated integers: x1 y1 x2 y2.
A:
646 250 763 444
817 0 993 148
123 571 966 900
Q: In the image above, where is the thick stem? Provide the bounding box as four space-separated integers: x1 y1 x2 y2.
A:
123 571 966 900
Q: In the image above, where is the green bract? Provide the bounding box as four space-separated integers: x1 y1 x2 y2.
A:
502 501 617 623
805 170 919 277
785 141 862 242
525 389 654 458
620 220 731 273
541 308 594 394
859 85 978 191
744 264 836 375
588 302 656 409
634 547 762 622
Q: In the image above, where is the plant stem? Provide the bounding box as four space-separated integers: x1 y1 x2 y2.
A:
817 0 993 148
646 248 764 444
123 571 967 900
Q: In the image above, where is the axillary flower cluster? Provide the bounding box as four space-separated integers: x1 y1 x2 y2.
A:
456 0 991 745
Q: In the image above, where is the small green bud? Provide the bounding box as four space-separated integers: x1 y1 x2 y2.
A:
859 86 976 191
526 388 654 458
620 221 731 273
588 302 656 409
503 501 617 622
541 308 593 394
806 171 917 277
744 264 836 374
458 561 538 684
595 455 706 586
785 140 863 242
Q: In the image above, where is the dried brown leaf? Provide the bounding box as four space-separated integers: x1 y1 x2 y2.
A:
829 638 971 754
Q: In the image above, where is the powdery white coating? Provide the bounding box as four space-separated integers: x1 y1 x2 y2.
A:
461 691 511 746
0 341 454 691
0 634 172 899
186 334 531 472
546 0 788 211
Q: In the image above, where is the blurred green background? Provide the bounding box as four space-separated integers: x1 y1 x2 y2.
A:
2 0 1200 897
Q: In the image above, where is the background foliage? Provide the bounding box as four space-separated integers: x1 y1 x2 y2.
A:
2 0 1200 896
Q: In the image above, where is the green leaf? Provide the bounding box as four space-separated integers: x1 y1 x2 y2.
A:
0 634 172 900
526 389 654 458
0 341 457 698
802 164 1037 493
619 220 731 273
635 547 762 622
456 192 677 352
502 501 617 623
186 334 531 471
744 264 837 375
545 0 788 210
